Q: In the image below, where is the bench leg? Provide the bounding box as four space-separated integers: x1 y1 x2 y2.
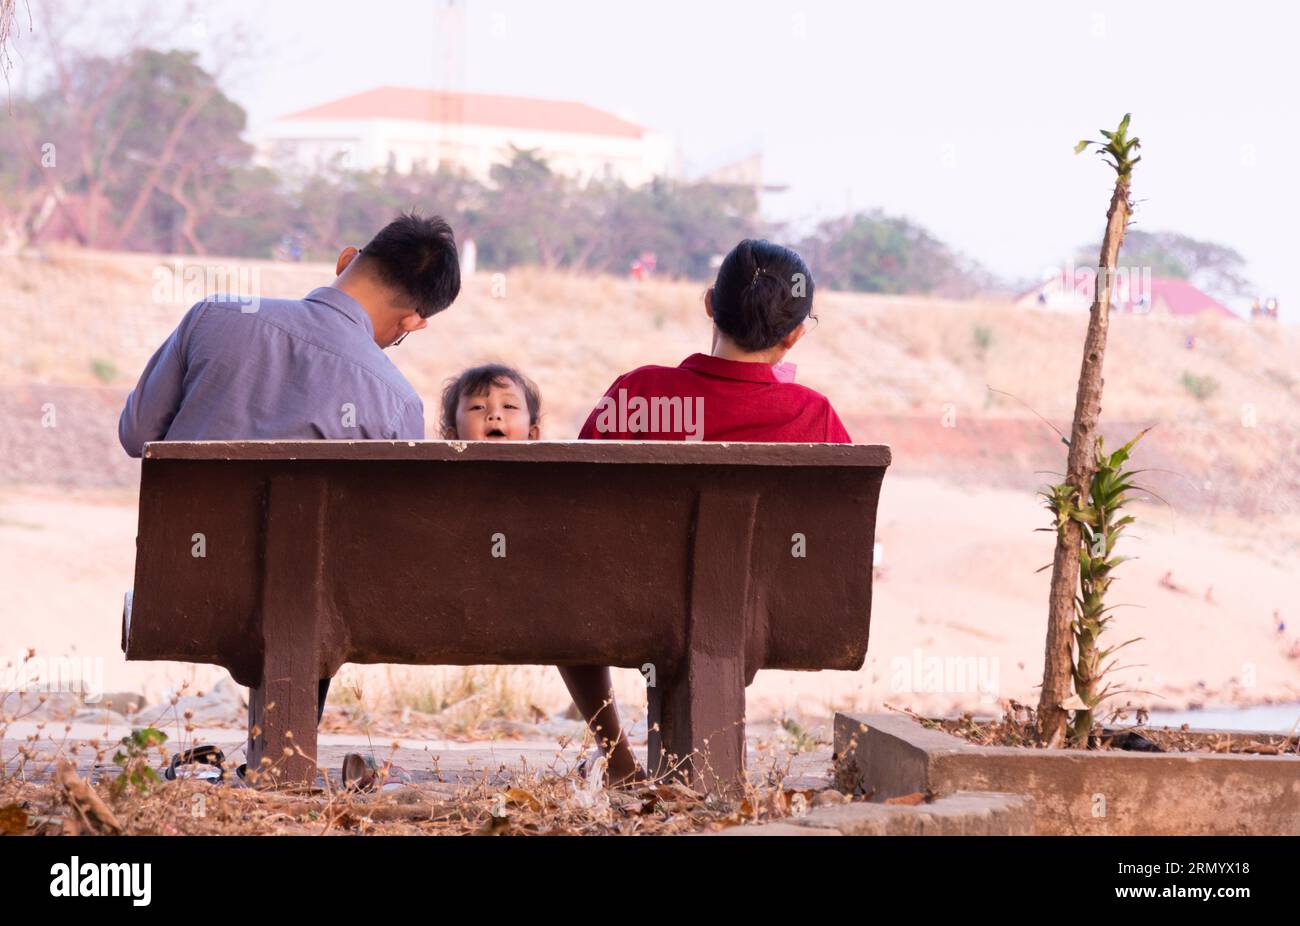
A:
245 474 328 788
246 648 320 788
647 489 757 794
647 651 747 793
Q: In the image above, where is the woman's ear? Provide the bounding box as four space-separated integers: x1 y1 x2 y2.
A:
781 322 808 352
704 287 715 319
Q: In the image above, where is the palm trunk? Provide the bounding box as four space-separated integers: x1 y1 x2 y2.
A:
1037 179 1131 746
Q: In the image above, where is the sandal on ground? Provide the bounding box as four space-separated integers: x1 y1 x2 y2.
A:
342 753 413 791
576 748 648 789
165 744 225 782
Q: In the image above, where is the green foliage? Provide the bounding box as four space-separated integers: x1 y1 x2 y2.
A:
5 38 989 292
779 716 820 753
1075 229 1252 301
90 357 117 383
1180 371 1219 401
1039 429 1150 746
1075 112 1141 181
973 323 994 352
797 209 989 296
110 727 167 798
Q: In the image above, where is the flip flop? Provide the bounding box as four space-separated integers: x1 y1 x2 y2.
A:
164 744 225 782
576 748 648 789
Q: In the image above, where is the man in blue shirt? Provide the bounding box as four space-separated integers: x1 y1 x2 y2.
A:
120 212 462 727
121 212 460 453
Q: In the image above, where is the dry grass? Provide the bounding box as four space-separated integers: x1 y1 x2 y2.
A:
1 692 839 836
6 248 1298 435
899 701 1300 756
0 649 847 835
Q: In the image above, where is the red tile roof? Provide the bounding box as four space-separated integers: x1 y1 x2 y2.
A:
1131 276 1237 319
1022 272 1238 319
280 86 647 139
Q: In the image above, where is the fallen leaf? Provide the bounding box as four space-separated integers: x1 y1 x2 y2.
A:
503 788 542 812
885 790 933 806
0 804 27 835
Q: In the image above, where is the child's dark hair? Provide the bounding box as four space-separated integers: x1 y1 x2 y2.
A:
710 238 815 351
440 364 541 437
357 211 461 318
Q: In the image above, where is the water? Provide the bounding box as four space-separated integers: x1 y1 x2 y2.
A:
1144 703 1300 734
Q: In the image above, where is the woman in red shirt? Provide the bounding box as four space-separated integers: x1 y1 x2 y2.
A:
565 238 852 785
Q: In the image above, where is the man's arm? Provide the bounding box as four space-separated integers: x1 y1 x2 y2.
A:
118 302 205 457
389 394 426 440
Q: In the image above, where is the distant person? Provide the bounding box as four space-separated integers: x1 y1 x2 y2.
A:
561 238 851 786
118 211 462 729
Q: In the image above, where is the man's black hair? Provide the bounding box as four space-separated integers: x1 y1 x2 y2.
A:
440 363 542 437
357 212 461 318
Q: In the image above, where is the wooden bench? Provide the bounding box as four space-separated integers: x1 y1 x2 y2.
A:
122 440 890 789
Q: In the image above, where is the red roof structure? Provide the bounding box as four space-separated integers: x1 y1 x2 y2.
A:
1020 272 1238 319
1127 277 1237 319
281 86 647 139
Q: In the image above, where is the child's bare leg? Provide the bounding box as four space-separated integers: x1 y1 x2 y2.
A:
557 665 643 783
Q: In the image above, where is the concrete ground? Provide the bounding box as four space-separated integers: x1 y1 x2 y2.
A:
1 719 837 792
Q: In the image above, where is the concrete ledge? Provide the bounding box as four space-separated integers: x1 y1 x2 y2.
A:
709 790 1031 835
709 823 843 836
792 790 1033 835
835 712 1300 835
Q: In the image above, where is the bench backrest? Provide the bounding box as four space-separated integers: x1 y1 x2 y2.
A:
124 440 889 689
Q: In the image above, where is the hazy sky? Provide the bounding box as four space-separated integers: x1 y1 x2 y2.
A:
15 0 1300 320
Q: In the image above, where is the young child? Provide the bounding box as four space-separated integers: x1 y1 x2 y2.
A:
440 363 541 440
564 238 851 787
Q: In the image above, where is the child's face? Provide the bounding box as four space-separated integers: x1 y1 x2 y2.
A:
454 379 538 440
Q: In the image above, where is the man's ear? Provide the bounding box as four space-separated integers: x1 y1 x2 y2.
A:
336 246 360 276
399 313 427 334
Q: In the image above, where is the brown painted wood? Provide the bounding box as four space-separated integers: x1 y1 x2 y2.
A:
124 441 890 789
142 439 891 468
246 474 329 786
648 489 757 791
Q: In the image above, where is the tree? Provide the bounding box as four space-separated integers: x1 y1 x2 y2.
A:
474 146 576 270
1037 114 1141 748
1075 228 1250 303
799 210 988 296
1 0 27 82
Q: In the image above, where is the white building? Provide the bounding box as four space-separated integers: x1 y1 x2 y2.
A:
258 86 676 187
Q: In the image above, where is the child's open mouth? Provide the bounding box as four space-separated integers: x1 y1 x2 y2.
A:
484 428 508 439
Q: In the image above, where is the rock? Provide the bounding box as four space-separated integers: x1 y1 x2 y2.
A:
87 691 148 716
0 690 81 722
813 789 851 807
70 707 129 726
162 676 247 725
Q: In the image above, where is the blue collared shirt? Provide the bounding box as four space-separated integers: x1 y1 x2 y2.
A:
119 286 425 456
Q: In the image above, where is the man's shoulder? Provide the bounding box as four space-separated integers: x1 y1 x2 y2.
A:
189 293 417 401
193 293 305 318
